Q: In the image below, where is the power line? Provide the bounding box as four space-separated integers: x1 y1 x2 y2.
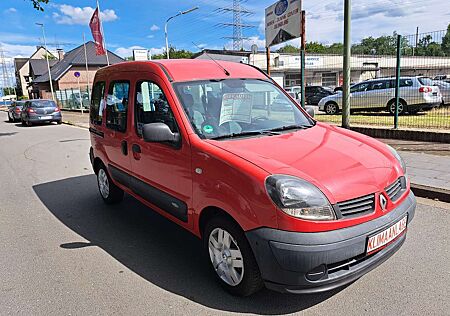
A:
217 0 255 50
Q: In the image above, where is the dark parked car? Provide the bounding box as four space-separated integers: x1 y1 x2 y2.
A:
8 101 25 122
21 99 62 126
305 86 334 105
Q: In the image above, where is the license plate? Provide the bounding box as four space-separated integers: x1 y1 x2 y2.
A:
367 216 407 254
40 116 52 120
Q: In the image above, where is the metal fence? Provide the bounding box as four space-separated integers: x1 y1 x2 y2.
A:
296 30 450 130
55 87 91 111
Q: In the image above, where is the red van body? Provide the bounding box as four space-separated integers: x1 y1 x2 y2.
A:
89 60 416 295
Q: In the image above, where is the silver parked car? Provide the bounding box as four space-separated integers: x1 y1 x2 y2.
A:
318 76 441 115
7 101 25 122
20 99 62 126
432 80 450 105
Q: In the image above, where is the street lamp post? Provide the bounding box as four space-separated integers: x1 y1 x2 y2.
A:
36 23 55 101
164 6 199 59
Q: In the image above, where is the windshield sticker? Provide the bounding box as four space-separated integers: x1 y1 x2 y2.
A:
219 93 253 126
203 124 214 134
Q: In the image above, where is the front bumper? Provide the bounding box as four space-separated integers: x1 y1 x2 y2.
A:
246 191 416 294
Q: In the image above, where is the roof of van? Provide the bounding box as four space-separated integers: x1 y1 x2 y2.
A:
98 59 268 82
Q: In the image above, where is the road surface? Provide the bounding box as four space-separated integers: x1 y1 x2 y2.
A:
0 113 449 315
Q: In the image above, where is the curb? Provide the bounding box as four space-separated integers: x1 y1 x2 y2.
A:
410 183 450 203
62 121 89 129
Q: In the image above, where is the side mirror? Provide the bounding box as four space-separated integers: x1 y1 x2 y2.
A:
305 106 315 118
142 122 180 143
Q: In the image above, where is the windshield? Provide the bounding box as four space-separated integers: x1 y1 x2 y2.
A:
173 79 313 140
31 100 56 108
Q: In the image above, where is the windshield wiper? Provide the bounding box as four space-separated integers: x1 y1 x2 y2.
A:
264 124 313 133
210 130 278 140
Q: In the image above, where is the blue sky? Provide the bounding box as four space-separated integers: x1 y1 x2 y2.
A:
0 0 449 59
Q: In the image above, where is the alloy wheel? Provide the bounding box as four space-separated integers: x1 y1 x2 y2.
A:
326 103 337 114
98 169 110 199
390 102 404 114
208 227 244 286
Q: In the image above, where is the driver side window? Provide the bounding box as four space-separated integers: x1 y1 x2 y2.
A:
135 80 177 137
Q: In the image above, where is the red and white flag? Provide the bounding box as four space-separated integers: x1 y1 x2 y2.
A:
89 8 106 55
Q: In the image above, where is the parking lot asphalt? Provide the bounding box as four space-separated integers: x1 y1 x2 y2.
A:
0 112 449 315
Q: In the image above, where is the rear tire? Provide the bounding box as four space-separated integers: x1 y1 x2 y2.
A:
26 120 32 127
203 216 263 296
57 120 62 125
96 164 124 204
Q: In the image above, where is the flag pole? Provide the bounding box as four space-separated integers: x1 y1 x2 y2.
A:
96 0 110 65
82 32 91 102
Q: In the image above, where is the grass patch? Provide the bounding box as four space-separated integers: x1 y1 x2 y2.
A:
315 107 450 129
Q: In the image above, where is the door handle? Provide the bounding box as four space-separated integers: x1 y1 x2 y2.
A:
132 144 141 153
121 140 128 156
132 144 141 160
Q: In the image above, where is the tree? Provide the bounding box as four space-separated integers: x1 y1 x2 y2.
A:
42 53 56 60
416 34 444 56
442 24 450 56
276 45 300 54
30 0 49 11
151 46 194 59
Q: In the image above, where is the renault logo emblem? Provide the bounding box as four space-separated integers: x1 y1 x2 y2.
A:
379 194 388 210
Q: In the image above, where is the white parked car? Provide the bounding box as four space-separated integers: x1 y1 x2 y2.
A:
432 80 450 105
318 76 442 115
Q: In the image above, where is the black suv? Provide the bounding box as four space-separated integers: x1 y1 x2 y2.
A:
305 86 334 105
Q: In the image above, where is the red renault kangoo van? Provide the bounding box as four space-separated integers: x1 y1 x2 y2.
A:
89 60 415 296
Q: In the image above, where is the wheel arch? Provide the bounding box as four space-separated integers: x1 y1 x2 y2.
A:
93 157 104 174
198 206 243 238
386 97 407 108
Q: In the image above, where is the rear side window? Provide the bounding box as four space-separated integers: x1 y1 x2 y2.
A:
400 79 413 87
418 77 433 86
90 81 105 125
134 81 177 137
105 81 130 133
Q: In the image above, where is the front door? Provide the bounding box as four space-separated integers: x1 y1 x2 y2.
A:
129 75 192 227
103 80 132 187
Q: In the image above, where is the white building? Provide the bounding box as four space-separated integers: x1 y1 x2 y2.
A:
193 49 450 89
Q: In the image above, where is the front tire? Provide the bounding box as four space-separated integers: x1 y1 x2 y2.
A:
325 102 339 115
8 113 13 122
388 99 406 115
96 165 124 204
203 216 263 296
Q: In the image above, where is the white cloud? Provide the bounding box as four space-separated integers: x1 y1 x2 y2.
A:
223 36 266 51
114 46 166 58
5 8 17 13
147 35 154 39
150 47 165 55
53 5 118 25
150 24 160 31
0 42 38 58
114 45 146 57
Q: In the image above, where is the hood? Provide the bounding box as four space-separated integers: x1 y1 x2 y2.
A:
207 123 400 203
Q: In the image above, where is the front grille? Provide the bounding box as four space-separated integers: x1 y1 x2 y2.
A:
385 177 406 202
337 194 375 218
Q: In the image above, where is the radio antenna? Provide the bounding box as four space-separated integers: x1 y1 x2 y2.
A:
192 42 230 76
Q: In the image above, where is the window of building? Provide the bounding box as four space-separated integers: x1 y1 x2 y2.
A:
90 81 105 125
322 73 337 87
135 81 178 137
105 81 129 133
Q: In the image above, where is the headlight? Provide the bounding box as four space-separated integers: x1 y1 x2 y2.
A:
265 175 336 221
386 145 406 173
